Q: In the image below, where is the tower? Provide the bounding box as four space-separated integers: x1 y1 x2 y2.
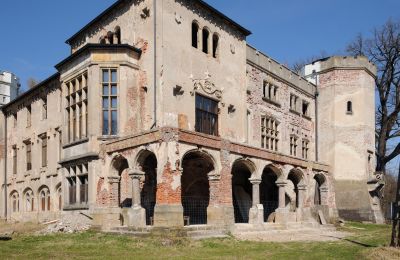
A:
305 56 384 223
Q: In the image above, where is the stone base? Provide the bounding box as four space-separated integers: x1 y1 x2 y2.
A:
249 204 264 225
207 205 234 226
127 206 146 228
92 207 121 230
153 204 184 227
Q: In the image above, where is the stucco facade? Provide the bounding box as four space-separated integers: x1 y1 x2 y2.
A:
0 0 383 231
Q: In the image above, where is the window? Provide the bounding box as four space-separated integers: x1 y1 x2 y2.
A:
42 97 47 119
25 189 34 212
80 175 89 204
192 22 199 48
202 28 209 54
40 187 50 211
65 72 88 142
57 186 62 210
13 113 17 128
263 81 278 102
41 135 47 167
26 105 31 127
212 33 219 58
11 192 19 213
261 116 279 151
290 94 299 112
195 94 218 136
347 101 353 114
12 145 17 175
302 139 310 159
302 101 309 116
114 26 121 44
290 135 298 156
68 176 77 205
26 141 32 171
67 163 89 206
102 69 118 136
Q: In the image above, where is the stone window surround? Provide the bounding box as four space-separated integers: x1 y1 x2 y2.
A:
261 115 279 152
290 134 298 157
301 139 310 160
64 162 89 210
101 67 119 137
191 20 220 59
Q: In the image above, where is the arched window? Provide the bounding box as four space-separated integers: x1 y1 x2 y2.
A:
39 187 50 211
192 22 199 48
11 191 19 213
202 28 209 54
114 26 121 44
57 186 62 211
24 189 34 212
212 33 219 58
99 36 106 44
347 101 353 114
107 31 114 45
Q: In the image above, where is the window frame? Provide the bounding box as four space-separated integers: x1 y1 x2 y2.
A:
101 68 119 136
195 94 219 136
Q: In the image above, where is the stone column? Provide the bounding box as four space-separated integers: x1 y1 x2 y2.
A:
107 176 120 207
249 178 263 225
276 181 287 209
127 169 146 228
297 184 307 209
320 186 329 206
274 181 287 224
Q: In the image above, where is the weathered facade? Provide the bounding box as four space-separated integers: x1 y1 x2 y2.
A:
0 0 383 231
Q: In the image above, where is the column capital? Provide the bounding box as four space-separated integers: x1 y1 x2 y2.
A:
249 178 262 185
107 176 120 184
320 186 329 192
128 168 145 179
275 181 287 187
208 171 220 181
297 184 307 190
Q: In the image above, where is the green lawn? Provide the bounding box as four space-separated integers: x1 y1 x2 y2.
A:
0 222 397 259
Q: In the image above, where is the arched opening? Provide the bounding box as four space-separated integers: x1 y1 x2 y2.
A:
202 28 210 54
39 186 50 212
347 101 353 114
232 160 252 223
111 156 130 207
181 151 212 225
212 33 219 58
100 36 106 44
10 191 19 213
107 31 114 44
137 151 157 226
314 174 326 206
260 166 279 222
56 184 62 211
114 26 121 44
192 22 199 48
287 170 303 211
23 188 34 212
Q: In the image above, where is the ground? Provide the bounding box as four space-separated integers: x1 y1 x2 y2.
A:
0 222 399 259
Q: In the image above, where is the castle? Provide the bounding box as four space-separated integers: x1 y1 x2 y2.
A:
0 0 384 231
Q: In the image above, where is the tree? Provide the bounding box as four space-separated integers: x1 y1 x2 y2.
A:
346 19 400 175
347 19 400 248
291 51 329 75
27 77 39 89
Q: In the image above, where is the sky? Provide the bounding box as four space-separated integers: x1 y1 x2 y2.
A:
0 0 399 170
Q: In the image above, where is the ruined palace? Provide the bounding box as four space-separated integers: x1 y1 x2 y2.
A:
0 0 384 231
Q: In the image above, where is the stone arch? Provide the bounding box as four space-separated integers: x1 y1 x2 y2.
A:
287 168 306 210
191 20 200 48
181 149 214 225
114 26 121 44
10 190 20 213
212 33 220 58
202 27 210 54
38 185 51 212
23 188 34 212
314 173 327 206
110 154 130 207
99 36 106 44
260 164 281 222
107 31 114 44
231 158 255 223
136 149 158 226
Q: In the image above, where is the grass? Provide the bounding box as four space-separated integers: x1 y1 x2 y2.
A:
0 222 397 259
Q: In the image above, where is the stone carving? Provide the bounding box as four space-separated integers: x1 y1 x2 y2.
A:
191 78 222 99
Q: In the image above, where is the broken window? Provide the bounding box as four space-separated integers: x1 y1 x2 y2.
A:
102 69 118 136
290 94 299 112
195 94 218 136
261 116 279 151
39 187 50 211
202 28 209 54
290 135 298 156
212 33 219 58
192 22 199 48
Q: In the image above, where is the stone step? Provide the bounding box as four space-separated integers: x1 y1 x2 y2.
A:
186 230 229 240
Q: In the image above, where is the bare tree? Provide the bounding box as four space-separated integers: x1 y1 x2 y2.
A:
27 77 39 89
291 51 329 75
347 19 400 247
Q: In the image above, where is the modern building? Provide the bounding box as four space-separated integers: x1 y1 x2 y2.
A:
0 71 20 106
0 0 384 231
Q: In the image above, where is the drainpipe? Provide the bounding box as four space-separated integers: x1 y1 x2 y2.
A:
315 73 319 162
3 112 7 219
151 0 157 129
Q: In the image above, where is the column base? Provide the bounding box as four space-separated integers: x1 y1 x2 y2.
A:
207 205 234 226
153 204 184 227
249 204 264 225
127 206 146 228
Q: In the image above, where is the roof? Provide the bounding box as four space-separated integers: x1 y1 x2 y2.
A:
1 73 60 112
55 44 142 70
65 0 251 44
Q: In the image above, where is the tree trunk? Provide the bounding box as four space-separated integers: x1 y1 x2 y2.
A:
390 162 400 247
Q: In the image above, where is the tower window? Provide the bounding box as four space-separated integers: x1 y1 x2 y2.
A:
212 34 219 58
192 22 199 48
347 101 353 114
202 28 209 54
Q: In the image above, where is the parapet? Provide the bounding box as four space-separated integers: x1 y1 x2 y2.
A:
314 56 377 78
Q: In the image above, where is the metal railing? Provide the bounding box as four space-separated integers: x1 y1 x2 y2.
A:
182 196 209 225
262 200 279 222
233 199 252 223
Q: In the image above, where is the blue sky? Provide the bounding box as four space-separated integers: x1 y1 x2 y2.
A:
0 0 399 170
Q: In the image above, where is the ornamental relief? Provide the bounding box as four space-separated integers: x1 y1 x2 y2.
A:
190 78 222 100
